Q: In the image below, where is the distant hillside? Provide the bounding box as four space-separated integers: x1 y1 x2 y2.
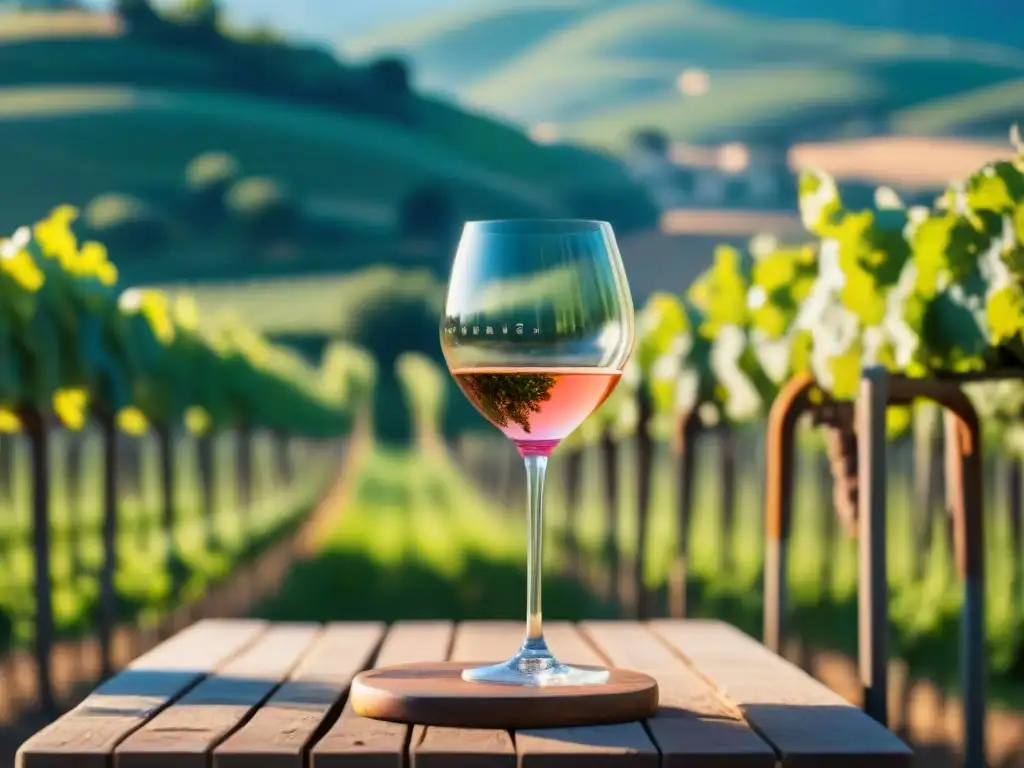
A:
94 0 1023 61
713 0 1022 50
83 0 478 42
343 0 1024 150
0 6 657 255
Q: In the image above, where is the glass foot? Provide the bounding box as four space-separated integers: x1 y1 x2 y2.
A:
461 637 611 687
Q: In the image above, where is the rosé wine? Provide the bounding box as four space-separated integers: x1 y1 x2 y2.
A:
452 366 622 456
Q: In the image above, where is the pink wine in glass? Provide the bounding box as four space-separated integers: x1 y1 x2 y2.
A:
451 366 621 457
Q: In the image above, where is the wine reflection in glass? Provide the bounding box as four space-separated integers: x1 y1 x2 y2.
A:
440 219 634 686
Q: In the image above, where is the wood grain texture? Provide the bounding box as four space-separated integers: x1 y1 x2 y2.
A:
214 622 385 768
516 623 659 767
412 621 519 768
582 621 774 767
651 620 913 767
115 623 322 768
310 621 452 768
15 619 916 768
16 620 268 768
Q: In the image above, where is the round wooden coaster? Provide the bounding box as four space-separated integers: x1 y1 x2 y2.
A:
349 661 659 729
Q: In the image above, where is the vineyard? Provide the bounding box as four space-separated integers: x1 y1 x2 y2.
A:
4 130 1024 765
0 204 375 719
552 124 1024 613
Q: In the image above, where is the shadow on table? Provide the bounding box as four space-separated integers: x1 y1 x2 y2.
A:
524 703 915 760
21 668 354 722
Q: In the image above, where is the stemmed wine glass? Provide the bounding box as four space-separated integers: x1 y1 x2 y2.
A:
440 219 634 686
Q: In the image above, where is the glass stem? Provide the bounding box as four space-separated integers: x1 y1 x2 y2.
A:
523 454 547 644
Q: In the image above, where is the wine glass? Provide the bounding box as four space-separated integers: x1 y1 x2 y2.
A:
440 219 634 686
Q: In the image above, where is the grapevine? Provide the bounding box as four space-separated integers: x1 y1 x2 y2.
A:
605 130 1024 448
0 205 367 437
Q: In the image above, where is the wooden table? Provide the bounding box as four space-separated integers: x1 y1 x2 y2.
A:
16 619 912 767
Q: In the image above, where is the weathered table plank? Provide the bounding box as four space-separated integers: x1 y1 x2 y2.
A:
16 619 268 768
583 621 775 767
651 620 914 767
15 619 913 768
516 623 659 767
116 623 322 768
411 621 518 768
309 621 453 768
214 622 385 768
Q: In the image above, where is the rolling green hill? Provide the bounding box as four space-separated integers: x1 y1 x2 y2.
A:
0 8 657 250
343 0 1024 150
891 78 1024 136
0 85 560 229
344 0 592 95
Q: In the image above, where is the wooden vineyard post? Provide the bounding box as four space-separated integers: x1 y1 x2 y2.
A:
599 429 622 608
816 448 835 588
120 434 145 548
156 424 179 598
856 367 889 727
98 413 118 678
943 409 986 768
886 375 986 768
20 405 55 715
65 430 85 581
634 387 654 620
237 423 253 533
1007 457 1023 606
563 448 584 576
762 371 815 654
668 410 700 618
718 422 738 576
911 407 942 582
197 433 216 550
0 438 7 570
0 433 12 508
